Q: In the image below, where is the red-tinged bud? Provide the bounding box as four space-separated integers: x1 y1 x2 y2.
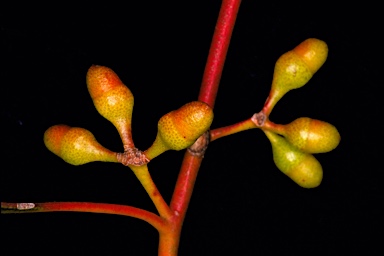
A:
145 101 214 160
86 65 134 149
44 125 118 165
264 38 328 115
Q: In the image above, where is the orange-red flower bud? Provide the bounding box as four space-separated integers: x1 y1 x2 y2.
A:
86 65 134 149
145 101 214 160
44 125 118 165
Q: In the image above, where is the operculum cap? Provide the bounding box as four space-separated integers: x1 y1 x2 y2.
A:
44 125 118 165
264 130 323 188
292 38 328 74
44 124 71 156
87 65 126 98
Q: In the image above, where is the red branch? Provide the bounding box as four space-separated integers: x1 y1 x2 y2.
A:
172 0 241 215
1 202 166 231
162 1 242 254
170 151 203 215
198 0 242 108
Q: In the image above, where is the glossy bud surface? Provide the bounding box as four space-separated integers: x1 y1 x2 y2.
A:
264 130 323 188
282 117 340 153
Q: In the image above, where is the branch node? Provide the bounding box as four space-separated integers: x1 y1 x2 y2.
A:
251 111 266 127
117 147 150 166
188 131 210 157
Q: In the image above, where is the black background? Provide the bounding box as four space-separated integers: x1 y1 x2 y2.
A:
2 2 382 255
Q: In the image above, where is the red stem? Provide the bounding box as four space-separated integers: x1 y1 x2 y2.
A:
172 0 241 220
1 202 166 231
161 0 242 254
157 151 203 256
198 0 242 108
170 151 202 214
